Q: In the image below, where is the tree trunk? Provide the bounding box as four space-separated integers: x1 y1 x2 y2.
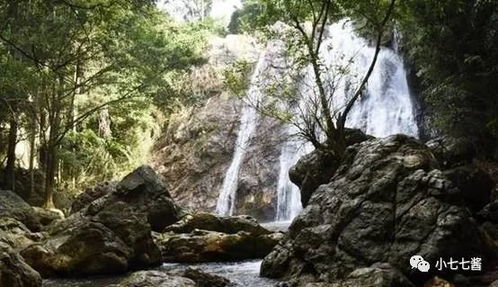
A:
4 116 17 191
43 143 56 209
29 114 36 199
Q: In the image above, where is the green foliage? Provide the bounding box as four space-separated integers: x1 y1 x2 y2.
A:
228 0 263 34
0 0 212 202
398 0 498 145
223 60 253 98
226 0 396 151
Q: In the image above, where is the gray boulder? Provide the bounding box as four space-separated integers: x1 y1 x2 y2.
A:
155 229 283 263
0 217 42 253
443 165 494 212
0 251 42 287
426 136 475 168
110 270 196 287
21 209 160 277
70 181 116 214
289 129 373 207
20 166 178 277
262 135 486 286
163 212 271 236
84 165 184 232
0 191 62 232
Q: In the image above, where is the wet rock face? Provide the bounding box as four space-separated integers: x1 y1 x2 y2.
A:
110 270 196 287
153 96 241 215
155 230 283 263
70 181 116 214
235 116 283 221
164 212 271 236
0 191 62 232
180 268 231 287
289 129 374 207
0 217 42 253
153 94 283 221
154 213 282 263
0 252 42 287
152 35 285 221
21 166 178 277
262 135 487 285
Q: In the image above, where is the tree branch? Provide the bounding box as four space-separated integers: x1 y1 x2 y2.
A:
338 0 396 132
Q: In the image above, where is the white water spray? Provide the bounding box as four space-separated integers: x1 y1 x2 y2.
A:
323 20 418 137
274 20 419 221
216 52 267 216
217 20 419 220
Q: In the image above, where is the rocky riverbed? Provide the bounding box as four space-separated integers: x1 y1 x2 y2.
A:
1 132 497 287
0 166 283 287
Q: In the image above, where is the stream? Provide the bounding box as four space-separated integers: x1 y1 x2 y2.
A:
42 260 277 287
43 222 291 287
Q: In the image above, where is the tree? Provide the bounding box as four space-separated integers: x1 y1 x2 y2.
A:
228 0 396 156
0 0 207 207
399 0 498 147
159 0 213 21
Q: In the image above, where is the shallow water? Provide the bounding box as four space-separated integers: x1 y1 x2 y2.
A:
261 221 292 232
43 260 277 287
161 260 277 286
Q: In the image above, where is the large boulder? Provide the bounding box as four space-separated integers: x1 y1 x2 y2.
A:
289 149 340 208
20 165 178 277
426 136 476 168
302 263 414 287
0 217 42 253
70 181 116 214
111 165 183 231
83 165 184 232
289 129 373 207
110 270 196 287
21 210 160 277
0 252 42 287
0 190 61 232
180 268 231 287
155 229 283 263
163 212 271 236
261 135 486 286
0 191 37 224
478 200 498 223
156 212 281 263
443 165 494 213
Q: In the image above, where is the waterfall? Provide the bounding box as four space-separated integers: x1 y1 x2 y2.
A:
275 129 311 221
217 19 419 220
216 52 267 216
274 20 419 221
322 20 419 137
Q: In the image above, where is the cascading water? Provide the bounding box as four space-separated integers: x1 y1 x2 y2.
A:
217 19 418 220
322 20 419 137
275 129 311 221
274 20 419 221
216 52 267 216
